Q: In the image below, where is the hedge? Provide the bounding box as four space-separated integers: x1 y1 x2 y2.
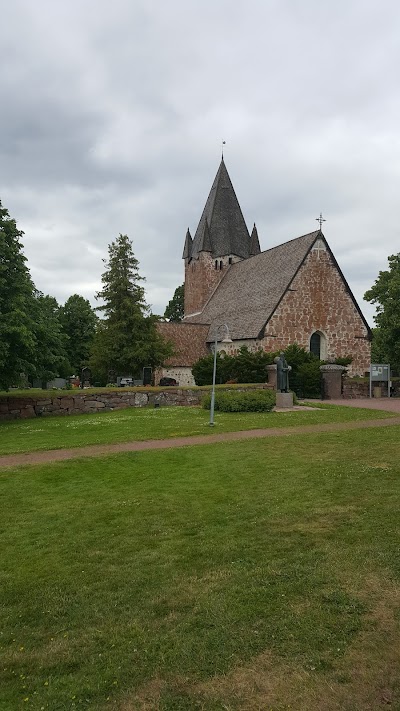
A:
202 389 276 412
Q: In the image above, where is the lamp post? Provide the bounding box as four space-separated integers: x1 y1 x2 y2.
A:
210 323 232 426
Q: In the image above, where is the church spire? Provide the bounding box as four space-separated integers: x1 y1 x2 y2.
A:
197 220 212 253
190 159 251 260
249 223 261 256
182 228 193 259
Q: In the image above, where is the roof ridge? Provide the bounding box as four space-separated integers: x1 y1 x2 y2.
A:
217 230 321 276
261 229 321 254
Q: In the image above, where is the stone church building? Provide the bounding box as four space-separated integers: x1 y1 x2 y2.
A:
157 159 371 385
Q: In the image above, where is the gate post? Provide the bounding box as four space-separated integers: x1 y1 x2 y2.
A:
320 364 346 399
266 364 277 389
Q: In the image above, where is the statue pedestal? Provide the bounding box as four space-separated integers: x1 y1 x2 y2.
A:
276 392 294 409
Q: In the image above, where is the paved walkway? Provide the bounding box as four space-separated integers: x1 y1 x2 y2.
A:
312 397 400 413
1 413 400 468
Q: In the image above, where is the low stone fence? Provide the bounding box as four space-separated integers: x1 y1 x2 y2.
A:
0 385 265 421
342 379 400 398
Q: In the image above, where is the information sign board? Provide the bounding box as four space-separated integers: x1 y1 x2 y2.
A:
369 363 391 398
371 365 390 382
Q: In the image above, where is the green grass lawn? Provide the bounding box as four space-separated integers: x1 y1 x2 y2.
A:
0 403 395 456
1 426 400 710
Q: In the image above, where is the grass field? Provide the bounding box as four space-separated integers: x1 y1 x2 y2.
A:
1 424 400 710
0 403 395 456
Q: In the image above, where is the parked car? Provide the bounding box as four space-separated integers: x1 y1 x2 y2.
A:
159 377 178 386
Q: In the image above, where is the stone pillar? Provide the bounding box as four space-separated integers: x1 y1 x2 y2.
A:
320 364 346 399
266 364 277 390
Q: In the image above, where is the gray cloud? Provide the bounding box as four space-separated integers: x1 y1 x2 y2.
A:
1 0 400 326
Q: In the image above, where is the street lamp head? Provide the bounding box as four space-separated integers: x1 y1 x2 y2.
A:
215 323 232 344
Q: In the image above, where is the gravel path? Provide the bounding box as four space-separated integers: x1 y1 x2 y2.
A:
1 414 400 468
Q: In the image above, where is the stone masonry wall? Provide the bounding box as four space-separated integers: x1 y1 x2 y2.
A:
261 247 371 375
184 253 241 317
342 379 400 398
0 385 264 421
156 367 196 386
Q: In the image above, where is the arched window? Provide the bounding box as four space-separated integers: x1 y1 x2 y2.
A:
310 332 320 357
215 260 218 269
310 331 327 359
219 260 223 270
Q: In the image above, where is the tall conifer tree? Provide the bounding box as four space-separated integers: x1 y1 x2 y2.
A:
59 294 97 374
91 234 171 380
0 200 36 389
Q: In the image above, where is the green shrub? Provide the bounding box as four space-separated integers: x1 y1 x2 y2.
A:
334 356 353 367
202 389 275 412
229 347 276 383
192 353 234 386
192 346 276 386
193 342 354 397
282 344 322 398
293 361 322 398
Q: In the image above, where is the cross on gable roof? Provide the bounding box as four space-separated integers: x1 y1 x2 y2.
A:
186 229 371 342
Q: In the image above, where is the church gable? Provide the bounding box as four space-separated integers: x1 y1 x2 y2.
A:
188 231 319 340
262 237 371 374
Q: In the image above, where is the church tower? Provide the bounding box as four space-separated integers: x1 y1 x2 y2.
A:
183 159 259 318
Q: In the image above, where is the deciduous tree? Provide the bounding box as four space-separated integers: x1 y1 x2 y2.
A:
364 254 400 372
164 284 184 322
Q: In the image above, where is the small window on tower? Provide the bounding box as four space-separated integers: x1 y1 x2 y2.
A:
215 260 218 269
228 257 232 265
219 260 223 270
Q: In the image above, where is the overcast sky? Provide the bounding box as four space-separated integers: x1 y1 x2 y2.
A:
1 0 400 325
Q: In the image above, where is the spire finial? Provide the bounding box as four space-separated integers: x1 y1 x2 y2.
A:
221 140 226 159
316 212 326 230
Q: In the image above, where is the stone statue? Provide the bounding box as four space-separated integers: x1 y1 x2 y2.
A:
274 352 290 393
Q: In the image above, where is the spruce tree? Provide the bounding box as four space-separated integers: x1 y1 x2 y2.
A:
31 293 70 383
59 294 97 374
0 200 36 389
91 234 172 380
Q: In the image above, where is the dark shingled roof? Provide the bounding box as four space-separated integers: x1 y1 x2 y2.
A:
182 229 192 259
186 231 321 341
190 159 251 259
249 223 261 256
